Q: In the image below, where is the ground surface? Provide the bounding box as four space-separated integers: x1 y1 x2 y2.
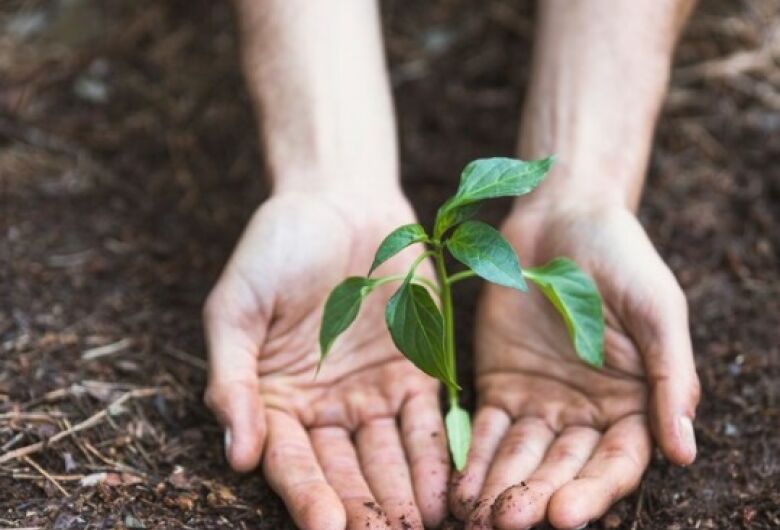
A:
1 0 778 528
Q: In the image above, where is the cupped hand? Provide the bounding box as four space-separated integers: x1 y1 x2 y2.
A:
450 205 700 529
203 191 449 530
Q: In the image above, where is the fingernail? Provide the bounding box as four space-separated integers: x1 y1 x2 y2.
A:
572 523 588 530
679 416 696 458
224 428 232 457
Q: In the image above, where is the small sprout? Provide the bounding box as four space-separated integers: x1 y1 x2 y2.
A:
318 157 605 470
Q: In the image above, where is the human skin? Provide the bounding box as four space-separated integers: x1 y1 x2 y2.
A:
205 1 448 529
449 1 700 529
205 1 700 529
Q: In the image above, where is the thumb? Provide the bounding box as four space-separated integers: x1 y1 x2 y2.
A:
630 273 700 466
203 293 268 473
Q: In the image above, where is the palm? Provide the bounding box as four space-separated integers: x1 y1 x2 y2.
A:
243 196 436 423
204 193 448 529
476 210 650 434
452 207 698 529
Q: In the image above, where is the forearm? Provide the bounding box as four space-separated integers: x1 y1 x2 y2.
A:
233 0 399 195
517 0 696 212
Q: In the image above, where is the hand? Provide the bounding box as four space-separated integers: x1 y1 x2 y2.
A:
203 191 449 530
450 204 700 529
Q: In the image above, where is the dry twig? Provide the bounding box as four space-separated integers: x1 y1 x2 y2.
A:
0 411 65 422
12 472 85 481
0 388 159 464
81 438 147 478
22 456 69 497
163 345 208 371
631 479 647 530
81 337 134 361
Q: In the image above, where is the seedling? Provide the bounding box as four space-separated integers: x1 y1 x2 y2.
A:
318 157 604 470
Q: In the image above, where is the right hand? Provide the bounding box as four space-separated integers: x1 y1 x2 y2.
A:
450 205 700 529
203 190 450 530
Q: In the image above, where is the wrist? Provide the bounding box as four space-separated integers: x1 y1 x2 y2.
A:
504 197 633 259
269 178 412 225
511 163 641 216
517 0 678 214
269 160 402 198
510 187 633 224
516 95 659 213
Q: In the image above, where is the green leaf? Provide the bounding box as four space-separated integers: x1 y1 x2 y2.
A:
432 200 483 240
385 281 457 388
369 223 428 276
319 277 376 361
434 157 553 237
523 258 605 367
445 403 471 471
446 221 527 291
456 156 553 201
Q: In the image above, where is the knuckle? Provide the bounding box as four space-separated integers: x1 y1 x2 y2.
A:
376 493 411 508
518 416 550 434
402 418 439 440
689 373 702 406
496 431 529 457
266 441 312 468
203 283 258 327
615 473 642 501
547 443 581 465
324 465 362 485
202 379 245 413
203 383 228 415
473 420 494 441
450 472 479 500
598 444 633 466
202 290 224 325
603 478 624 503
318 452 355 475
203 385 218 410
599 444 624 460
635 273 688 322
366 449 406 468
668 283 689 314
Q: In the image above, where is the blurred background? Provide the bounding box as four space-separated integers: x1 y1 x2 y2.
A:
0 0 778 528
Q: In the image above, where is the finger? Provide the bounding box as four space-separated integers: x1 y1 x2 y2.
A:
203 294 266 472
466 417 555 530
311 427 391 529
547 414 652 530
400 392 449 528
630 278 700 465
263 410 346 530
357 417 424 530
491 426 600 529
449 406 511 520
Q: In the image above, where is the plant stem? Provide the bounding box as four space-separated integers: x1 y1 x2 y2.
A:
372 273 438 293
432 244 458 403
371 250 439 293
447 269 477 285
410 250 435 274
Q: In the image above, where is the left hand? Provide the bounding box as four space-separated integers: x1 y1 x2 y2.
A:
449 204 700 529
203 191 449 530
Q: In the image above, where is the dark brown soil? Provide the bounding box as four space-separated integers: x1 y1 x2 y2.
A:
1 0 778 528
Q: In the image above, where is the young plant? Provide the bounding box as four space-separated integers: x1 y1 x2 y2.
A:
318 157 605 470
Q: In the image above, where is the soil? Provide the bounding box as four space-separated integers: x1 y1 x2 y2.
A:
1 0 778 529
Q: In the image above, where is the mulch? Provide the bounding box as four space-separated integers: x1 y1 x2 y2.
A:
1 0 778 528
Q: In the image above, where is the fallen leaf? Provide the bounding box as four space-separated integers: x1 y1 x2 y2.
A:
62 451 77 472
165 493 197 511
80 472 108 487
80 472 143 487
124 514 145 529
168 466 196 490
205 481 237 506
